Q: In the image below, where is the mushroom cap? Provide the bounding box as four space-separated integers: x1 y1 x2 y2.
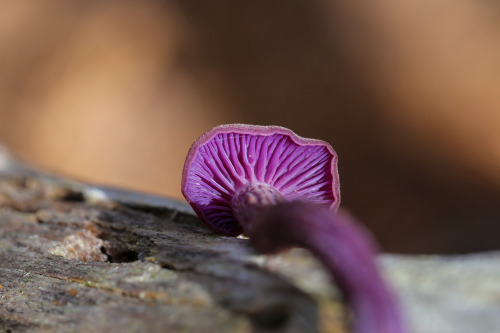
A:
181 124 340 236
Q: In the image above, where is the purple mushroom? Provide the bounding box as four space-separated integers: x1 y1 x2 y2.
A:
182 124 405 333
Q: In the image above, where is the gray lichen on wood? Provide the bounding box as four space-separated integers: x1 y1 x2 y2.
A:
1 146 500 333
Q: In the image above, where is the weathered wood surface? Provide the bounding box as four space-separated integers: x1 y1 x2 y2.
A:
0 147 499 333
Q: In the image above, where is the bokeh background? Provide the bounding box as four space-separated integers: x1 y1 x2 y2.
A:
2 0 500 253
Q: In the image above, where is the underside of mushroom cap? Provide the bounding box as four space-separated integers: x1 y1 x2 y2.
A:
181 124 340 236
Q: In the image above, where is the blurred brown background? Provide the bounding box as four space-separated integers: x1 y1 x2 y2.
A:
1 0 500 254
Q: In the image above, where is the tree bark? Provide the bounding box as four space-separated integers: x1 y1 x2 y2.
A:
0 147 499 333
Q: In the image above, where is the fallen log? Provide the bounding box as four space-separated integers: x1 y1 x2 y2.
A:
0 147 498 333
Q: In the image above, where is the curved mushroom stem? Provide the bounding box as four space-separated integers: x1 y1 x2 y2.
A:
243 202 406 333
232 182 286 233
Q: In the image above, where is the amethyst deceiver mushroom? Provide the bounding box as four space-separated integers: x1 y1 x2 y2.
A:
182 124 405 333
